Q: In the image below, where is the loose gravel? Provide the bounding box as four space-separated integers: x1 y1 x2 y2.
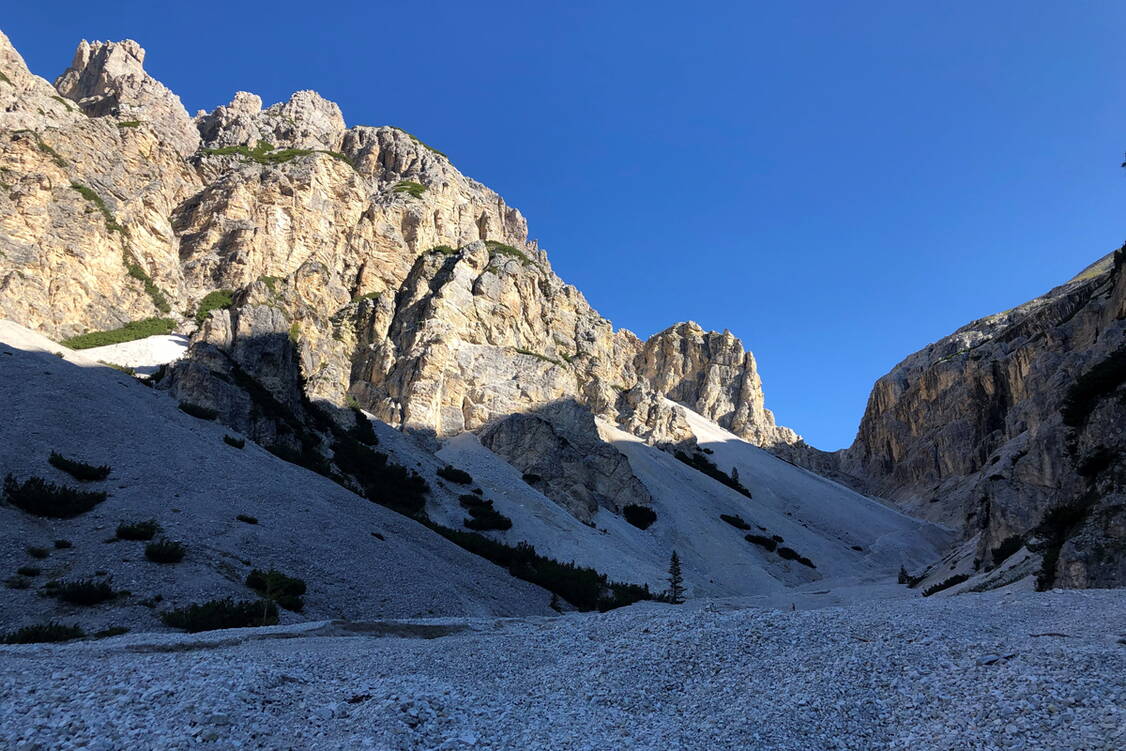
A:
2 589 1123 750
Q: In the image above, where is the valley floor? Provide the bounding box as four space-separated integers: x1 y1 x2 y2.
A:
1 590 1123 751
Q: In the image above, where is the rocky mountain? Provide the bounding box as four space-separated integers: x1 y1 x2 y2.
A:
0 26 1121 629
781 252 1125 590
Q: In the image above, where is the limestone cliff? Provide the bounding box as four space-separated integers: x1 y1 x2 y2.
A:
836 251 1126 588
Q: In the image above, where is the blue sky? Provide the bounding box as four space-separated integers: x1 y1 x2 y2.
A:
5 2 1125 448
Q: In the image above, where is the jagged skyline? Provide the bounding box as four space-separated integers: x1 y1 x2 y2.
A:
5 3 1125 448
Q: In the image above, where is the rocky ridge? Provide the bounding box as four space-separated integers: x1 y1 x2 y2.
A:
792 251 1126 589
0 31 800 470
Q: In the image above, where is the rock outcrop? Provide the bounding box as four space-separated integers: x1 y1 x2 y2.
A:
832 251 1126 588
480 400 654 522
55 39 200 156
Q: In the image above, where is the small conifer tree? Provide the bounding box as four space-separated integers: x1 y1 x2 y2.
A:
666 550 685 604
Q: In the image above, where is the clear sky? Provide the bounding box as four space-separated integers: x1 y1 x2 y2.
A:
5 2 1125 448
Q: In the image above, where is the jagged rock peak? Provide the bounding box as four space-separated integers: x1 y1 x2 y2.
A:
54 38 200 156
638 321 800 447
0 30 81 129
195 89 346 151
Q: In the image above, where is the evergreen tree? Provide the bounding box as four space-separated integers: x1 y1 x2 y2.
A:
666 550 685 604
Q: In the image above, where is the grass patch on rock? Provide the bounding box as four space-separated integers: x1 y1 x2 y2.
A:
193 289 234 326
61 317 174 349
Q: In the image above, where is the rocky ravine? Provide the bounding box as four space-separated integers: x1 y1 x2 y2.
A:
784 252 1125 589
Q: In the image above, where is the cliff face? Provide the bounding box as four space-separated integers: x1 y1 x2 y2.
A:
839 252 1126 588
0 32 799 456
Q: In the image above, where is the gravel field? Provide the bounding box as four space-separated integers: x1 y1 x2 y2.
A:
2 589 1123 750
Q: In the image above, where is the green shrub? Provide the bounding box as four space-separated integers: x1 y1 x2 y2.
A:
53 539 73 549
393 128 449 159
48 452 111 481
463 504 513 532
922 574 970 597
392 180 426 198
428 244 457 255
223 434 246 449
777 546 816 569
423 521 650 612
121 253 172 313
100 361 136 375
145 539 185 564
3 474 107 518
50 578 117 605
744 534 778 552
332 440 429 514
236 514 258 524
720 513 751 530
194 289 234 326
161 598 278 632
349 409 378 446
990 535 1024 567
69 182 124 233
2 622 85 644
267 442 332 476
458 494 490 509
674 450 752 498
26 546 48 559
61 317 175 349
437 465 473 485
622 504 657 530
178 401 218 420
5 577 31 590
245 568 306 612
485 240 532 265
16 566 41 577
200 141 353 169
522 473 542 485
117 120 142 128
116 519 161 541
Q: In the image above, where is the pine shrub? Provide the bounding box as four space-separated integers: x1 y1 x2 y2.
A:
26 546 49 559
145 539 186 564
48 452 110 481
437 465 473 485
720 513 752 530
236 514 258 525
3 474 107 518
245 569 306 612
116 519 161 541
223 435 246 449
922 574 970 597
161 598 278 632
50 578 117 605
178 401 218 420
744 534 778 552
2 622 85 644
622 504 657 530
